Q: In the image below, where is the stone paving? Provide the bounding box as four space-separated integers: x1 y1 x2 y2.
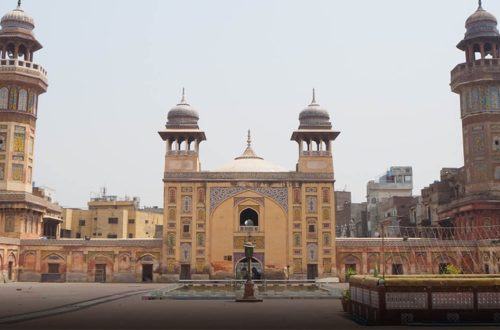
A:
0 282 169 318
0 283 479 330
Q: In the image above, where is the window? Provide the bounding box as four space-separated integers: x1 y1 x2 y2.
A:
168 188 176 204
182 196 192 213
78 219 85 226
18 89 27 111
308 224 316 233
392 264 404 275
183 224 190 233
322 188 330 204
0 87 8 109
240 208 258 227
145 220 149 224
306 196 317 213
128 219 135 224
108 217 118 224
76 233 81 238
107 234 118 239
128 233 133 238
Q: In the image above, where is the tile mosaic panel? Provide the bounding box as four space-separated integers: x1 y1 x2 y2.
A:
210 187 288 212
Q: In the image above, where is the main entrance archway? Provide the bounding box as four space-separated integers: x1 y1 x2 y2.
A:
235 257 263 279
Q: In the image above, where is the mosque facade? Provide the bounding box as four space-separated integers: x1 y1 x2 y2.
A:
1 2 500 283
158 90 339 280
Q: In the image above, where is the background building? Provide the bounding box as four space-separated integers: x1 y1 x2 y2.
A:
366 166 413 236
334 191 352 237
61 190 163 239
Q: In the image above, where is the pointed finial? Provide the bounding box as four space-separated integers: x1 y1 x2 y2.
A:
17 0 21 8
180 87 186 103
311 88 317 104
479 0 483 9
247 129 251 147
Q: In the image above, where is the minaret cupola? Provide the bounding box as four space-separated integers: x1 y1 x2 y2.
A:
159 89 206 173
291 89 339 173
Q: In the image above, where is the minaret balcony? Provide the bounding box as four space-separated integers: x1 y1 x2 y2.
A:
300 150 331 157
0 58 48 87
451 59 500 91
167 150 198 156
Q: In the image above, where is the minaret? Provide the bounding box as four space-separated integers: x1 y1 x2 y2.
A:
450 1 500 196
290 89 339 173
158 89 206 172
0 1 47 193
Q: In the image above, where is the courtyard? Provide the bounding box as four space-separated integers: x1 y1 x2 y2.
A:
0 283 491 330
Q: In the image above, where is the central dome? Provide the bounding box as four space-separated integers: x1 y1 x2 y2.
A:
214 131 288 172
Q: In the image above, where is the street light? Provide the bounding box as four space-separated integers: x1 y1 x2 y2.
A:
236 235 262 302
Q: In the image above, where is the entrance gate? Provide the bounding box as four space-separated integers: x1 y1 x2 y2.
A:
95 264 106 282
142 264 153 282
180 264 191 280
307 264 318 280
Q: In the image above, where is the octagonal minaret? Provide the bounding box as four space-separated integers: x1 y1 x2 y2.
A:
450 1 500 196
0 1 48 193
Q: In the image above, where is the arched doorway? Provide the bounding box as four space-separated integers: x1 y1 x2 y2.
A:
240 208 258 227
235 257 263 280
139 255 155 282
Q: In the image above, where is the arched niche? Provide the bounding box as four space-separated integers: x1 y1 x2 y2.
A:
240 208 258 227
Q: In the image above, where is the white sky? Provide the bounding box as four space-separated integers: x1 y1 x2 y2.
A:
2 0 496 208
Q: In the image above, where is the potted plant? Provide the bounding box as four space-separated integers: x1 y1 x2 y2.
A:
341 288 351 313
345 267 356 282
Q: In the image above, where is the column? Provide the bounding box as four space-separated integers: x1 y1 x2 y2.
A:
480 43 485 60
361 252 368 274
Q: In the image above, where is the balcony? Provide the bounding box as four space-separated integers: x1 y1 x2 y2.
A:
451 59 500 90
239 226 259 232
0 59 48 85
300 151 331 157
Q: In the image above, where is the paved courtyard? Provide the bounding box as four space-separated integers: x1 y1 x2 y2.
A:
0 283 490 330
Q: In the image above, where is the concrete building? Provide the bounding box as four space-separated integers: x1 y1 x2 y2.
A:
366 166 413 236
378 196 417 237
61 193 163 239
334 191 352 237
351 202 367 237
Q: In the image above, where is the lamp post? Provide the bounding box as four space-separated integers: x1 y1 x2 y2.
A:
236 224 262 302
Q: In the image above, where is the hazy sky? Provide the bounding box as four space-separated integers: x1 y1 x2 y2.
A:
2 0 496 208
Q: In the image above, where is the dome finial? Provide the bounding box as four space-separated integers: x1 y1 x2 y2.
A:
180 87 186 103
247 129 251 147
17 0 21 8
311 88 316 104
479 0 482 8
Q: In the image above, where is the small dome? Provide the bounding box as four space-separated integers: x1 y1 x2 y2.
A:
166 89 200 129
464 4 499 40
298 89 332 129
214 130 288 172
1 4 35 31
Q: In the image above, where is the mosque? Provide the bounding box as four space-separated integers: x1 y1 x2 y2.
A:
0 1 499 282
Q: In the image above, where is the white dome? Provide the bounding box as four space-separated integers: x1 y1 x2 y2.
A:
214 157 288 172
213 130 288 172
